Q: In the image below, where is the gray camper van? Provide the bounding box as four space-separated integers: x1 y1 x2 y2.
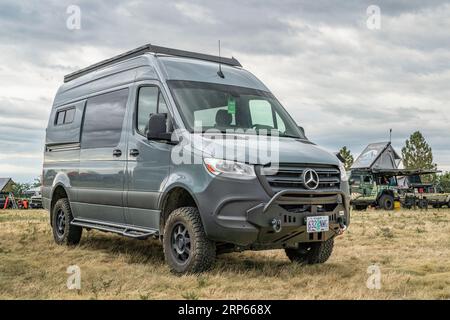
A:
43 44 350 273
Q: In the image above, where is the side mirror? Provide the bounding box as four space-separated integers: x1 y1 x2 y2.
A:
147 113 171 141
298 125 306 137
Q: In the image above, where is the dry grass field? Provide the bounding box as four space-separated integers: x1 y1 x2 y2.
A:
0 208 449 300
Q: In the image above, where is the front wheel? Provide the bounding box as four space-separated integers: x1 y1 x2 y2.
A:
163 207 216 274
285 238 334 265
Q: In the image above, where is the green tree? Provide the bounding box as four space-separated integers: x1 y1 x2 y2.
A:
437 172 450 192
12 182 32 198
401 131 437 182
32 177 42 188
339 146 354 170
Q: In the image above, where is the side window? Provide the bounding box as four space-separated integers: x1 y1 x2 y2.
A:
65 108 76 123
55 107 76 126
81 89 129 149
137 86 168 135
158 91 168 114
56 111 65 125
249 100 274 128
275 113 286 132
363 176 372 183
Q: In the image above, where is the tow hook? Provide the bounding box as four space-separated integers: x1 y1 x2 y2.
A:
271 218 282 233
337 217 347 236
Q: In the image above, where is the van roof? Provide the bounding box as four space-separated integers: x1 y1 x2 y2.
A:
64 44 242 83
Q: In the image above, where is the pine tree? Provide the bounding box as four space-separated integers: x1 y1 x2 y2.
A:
437 172 450 192
401 131 437 182
339 146 354 170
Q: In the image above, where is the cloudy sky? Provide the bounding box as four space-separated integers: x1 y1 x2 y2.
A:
1 0 449 182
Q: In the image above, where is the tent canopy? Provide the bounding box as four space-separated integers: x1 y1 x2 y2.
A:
0 178 15 193
351 142 401 170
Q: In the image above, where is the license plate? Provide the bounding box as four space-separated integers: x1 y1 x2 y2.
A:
306 216 329 233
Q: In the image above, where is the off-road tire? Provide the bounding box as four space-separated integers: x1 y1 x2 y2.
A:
163 207 216 274
379 194 394 210
52 198 82 245
418 199 428 209
285 238 334 265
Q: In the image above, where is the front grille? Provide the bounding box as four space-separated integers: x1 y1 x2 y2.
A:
259 164 341 194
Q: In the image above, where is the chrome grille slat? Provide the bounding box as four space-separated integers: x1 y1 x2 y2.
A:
261 164 341 192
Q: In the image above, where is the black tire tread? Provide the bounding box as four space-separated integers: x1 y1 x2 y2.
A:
379 194 394 210
163 207 215 273
52 198 82 245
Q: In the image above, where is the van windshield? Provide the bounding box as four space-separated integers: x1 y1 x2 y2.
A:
167 80 305 139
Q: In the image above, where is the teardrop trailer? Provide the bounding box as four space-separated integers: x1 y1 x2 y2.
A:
42 44 350 273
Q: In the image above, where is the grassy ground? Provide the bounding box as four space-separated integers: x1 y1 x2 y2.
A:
0 208 449 300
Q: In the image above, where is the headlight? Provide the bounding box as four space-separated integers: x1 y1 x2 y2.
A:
203 158 256 180
339 163 349 182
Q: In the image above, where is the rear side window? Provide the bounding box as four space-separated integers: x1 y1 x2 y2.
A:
55 107 76 125
81 89 129 149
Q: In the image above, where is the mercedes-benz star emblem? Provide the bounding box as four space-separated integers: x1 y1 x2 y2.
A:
302 169 320 190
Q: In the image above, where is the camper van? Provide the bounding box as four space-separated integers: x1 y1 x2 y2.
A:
42 44 350 273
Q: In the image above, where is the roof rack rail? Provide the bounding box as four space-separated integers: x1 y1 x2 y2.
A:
64 43 242 83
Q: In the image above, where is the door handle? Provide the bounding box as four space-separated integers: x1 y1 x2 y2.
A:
113 149 122 157
129 149 140 157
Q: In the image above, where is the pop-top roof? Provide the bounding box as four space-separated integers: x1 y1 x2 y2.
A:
351 142 401 170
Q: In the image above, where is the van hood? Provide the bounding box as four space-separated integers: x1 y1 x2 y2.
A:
187 133 340 167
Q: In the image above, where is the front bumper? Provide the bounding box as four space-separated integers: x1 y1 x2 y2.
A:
246 190 349 246
198 179 350 248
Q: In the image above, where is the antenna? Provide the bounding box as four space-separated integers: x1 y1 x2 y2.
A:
389 128 392 143
217 40 225 78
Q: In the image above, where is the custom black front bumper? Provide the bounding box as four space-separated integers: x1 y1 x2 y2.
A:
246 190 349 246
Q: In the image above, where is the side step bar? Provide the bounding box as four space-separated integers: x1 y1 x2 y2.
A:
71 219 158 240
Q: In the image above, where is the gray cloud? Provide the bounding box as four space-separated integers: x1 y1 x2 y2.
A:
0 0 449 181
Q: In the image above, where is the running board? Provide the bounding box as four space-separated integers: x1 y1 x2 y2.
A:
71 219 158 240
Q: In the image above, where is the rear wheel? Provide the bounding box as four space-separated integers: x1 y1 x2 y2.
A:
418 199 428 209
163 207 215 274
52 198 82 245
379 194 394 210
285 238 334 265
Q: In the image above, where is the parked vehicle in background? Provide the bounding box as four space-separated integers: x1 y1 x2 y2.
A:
29 194 43 209
42 44 350 273
0 193 10 209
401 181 450 209
24 187 44 209
350 169 399 210
351 169 440 210
350 142 401 210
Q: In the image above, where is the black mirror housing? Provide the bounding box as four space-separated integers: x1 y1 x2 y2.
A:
147 113 171 141
298 125 306 137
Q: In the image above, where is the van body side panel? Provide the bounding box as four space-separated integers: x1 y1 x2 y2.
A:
42 151 80 212
43 100 86 213
72 87 131 224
